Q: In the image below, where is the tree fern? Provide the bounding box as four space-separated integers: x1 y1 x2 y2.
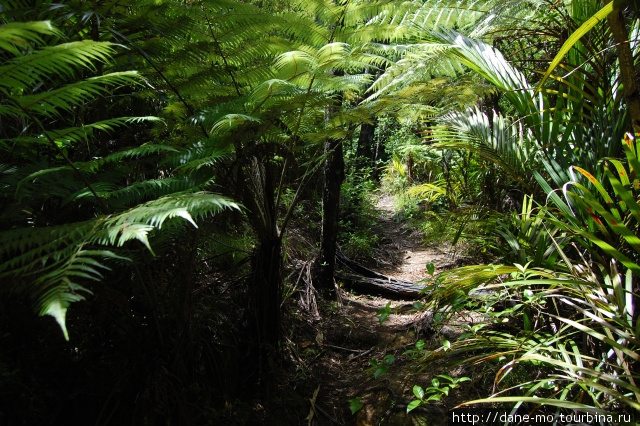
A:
0 20 240 340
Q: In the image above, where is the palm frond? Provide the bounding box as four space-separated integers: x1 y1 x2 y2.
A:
429 107 538 189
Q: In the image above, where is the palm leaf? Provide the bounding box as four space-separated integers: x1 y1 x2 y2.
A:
536 0 626 92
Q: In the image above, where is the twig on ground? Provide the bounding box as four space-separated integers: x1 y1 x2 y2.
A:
348 346 375 362
322 344 362 353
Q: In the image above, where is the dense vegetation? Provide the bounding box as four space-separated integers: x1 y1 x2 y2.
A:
0 0 638 424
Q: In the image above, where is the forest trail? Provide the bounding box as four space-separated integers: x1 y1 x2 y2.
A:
373 194 456 282
300 194 463 426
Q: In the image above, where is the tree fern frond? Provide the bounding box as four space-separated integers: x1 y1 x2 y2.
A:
278 12 333 47
0 21 62 55
1 189 239 339
72 143 176 173
15 167 85 202
171 141 231 174
0 41 120 90
274 51 317 81
35 246 119 340
15 72 142 117
210 114 261 136
3 117 161 150
405 180 447 203
71 177 197 208
91 192 241 249
0 223 94 274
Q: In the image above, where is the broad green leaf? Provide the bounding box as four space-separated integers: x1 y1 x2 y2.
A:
458 396 611 413
349 397 363 415
406 400 422 413
413 385 424 400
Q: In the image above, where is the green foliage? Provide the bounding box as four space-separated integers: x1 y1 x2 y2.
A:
494 194 560 266
340 164 380 260
423 134 640 416
1 0 638 423
407 375 471 413
349 397 363 415
367 353 396 379
375 301 392 324
0 20 239 339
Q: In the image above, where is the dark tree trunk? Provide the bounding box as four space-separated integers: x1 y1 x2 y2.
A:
315 137 344 296
355 121 376 170
233 150 284 389
250 235 283 380
606 0 640 134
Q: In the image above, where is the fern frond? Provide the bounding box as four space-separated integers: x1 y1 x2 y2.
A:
35 247 122 340
15 72 142 117
1 190 239 340
0 21 62 55
405 180 447 203
91 192 241 250
0 41 119 90
80 142 177 172
2 117 161 150
171 141 231 174
211 114 261 135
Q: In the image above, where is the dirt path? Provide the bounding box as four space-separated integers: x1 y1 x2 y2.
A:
298 194 465 426
373 194 456 281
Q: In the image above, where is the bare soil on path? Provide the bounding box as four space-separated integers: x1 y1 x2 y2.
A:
289 194 474 426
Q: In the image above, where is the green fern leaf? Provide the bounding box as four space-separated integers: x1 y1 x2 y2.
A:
0 21 62 55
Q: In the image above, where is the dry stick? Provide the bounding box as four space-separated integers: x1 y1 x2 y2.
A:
313 404 344 426
281 261 309 307
306 386 344 426
348 346 375 362
322 343 362 353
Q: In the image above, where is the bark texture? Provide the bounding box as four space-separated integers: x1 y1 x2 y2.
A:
356 121 376 169
607 0 640 134
316 138 345 295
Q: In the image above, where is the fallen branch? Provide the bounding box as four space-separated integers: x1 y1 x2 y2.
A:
334 249 426 299
348 346 375 362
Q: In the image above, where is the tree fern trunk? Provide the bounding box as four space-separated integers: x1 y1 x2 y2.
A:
250 235 283 385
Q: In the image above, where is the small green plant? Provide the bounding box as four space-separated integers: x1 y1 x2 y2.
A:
403 339 428 359
349 397 363 414
342 230 379 261
426 262 436 276
375 301 392 323
407 375 471 413
367 354 396 378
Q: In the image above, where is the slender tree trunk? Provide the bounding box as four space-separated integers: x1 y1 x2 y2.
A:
606 0 640 134
316 137 345 296
355 121 376 170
